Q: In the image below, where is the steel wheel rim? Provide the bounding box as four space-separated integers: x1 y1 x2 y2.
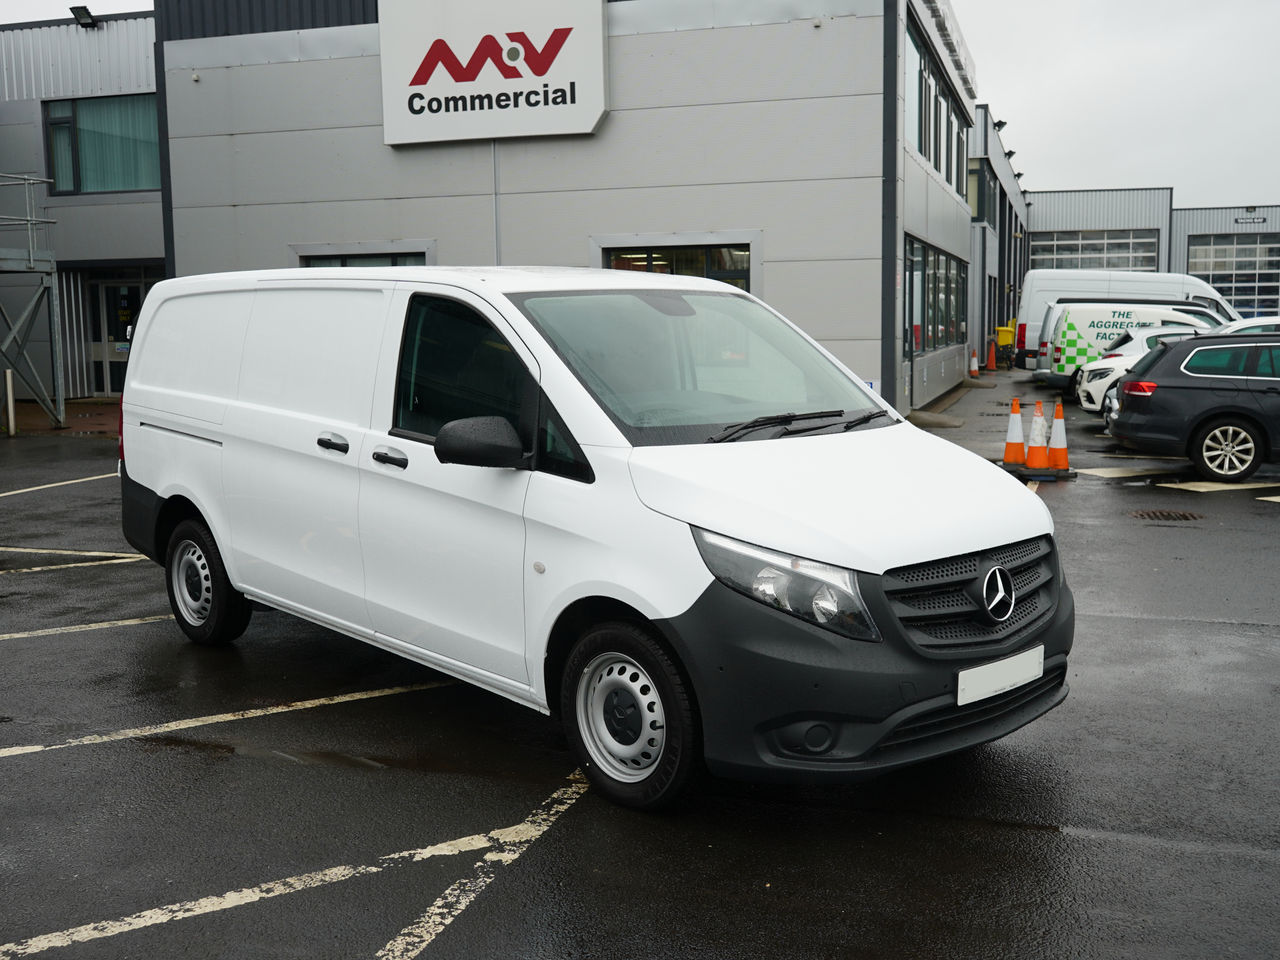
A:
1203 425 1255 477
576 652 666 783
171 540 213 625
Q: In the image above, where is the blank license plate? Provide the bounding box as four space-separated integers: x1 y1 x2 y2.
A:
957 646 1044 706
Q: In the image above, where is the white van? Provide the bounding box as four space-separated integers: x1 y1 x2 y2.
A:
1014 269 1240 370
1036 303 1219 390
120 267 1073 808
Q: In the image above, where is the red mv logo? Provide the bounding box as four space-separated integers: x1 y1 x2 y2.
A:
409 28 574 85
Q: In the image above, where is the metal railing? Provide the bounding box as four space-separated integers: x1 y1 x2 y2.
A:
0 173 64 429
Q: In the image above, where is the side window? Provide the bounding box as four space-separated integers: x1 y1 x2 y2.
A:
394 295 535 440
1183 346 1252 377
1255 346 1280 378
538 400 594 483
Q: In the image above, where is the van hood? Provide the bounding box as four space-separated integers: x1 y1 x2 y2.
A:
627 422 1052 575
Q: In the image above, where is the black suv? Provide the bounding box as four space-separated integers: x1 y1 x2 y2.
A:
1112 333 1280 481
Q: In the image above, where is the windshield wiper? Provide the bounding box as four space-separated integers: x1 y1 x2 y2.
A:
705 409 844 443
841 409 892 430
777 408 894 437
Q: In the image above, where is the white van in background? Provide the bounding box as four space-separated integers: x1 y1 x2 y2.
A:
1014 269 1240 370
1035 303 1220 390
120 267 1074 809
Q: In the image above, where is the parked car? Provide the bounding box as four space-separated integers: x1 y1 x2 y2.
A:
120 267 1074 808
1214 316 1280 336
1076 327 1202 413
1112 333 1280 481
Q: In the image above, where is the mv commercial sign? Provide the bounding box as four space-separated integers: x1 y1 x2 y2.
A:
379 0 608 145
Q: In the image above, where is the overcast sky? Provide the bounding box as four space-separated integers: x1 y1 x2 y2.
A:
947 0 1280 208
5 0 1277 209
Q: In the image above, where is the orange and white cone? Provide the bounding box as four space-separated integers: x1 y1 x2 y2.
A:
1025 400 1050 470
1048 400 1070 470
1003 398 1026 466
969 349 980 378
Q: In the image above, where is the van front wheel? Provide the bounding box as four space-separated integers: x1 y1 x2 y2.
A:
561 622 699 809
165 519 252 645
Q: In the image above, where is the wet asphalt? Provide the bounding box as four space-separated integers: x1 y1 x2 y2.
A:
1 378 1277 960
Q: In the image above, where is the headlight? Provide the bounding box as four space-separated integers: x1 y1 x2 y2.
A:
1086 369 1112 382
692 528 881 642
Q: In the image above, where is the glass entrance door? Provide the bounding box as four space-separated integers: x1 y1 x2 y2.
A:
92 283 142 396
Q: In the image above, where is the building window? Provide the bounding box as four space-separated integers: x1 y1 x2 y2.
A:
906 18 969 201
605 245 750 290
1187 232 1280 318
1029 229 1159 271
301 252 428 267
44 94 160 194
905 236 967 355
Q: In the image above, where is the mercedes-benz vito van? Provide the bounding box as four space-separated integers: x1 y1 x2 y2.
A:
121 267 1073 808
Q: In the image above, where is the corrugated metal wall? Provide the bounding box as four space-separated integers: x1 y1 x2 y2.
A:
58 270 94 399
0 17 155 102
154 0 378 42
1026 188 1172 233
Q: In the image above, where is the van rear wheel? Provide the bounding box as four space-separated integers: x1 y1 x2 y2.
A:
561 622 699 809
165 519 252 645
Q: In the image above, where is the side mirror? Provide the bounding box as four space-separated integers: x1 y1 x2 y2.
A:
434 416 529 469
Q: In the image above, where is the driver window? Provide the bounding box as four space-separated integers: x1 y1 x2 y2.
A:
393 295 535 440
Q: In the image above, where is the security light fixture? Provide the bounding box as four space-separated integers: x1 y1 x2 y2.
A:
993 119 1007 131
1005 150 1016 159
70 5 98 27
1014 172 1024 179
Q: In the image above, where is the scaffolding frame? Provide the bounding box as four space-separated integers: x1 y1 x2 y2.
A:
0 173 63 428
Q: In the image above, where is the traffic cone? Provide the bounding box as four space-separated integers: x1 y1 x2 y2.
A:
969 349 980 378
985 340 997 373
1003 398 1025 466
1025 400 1049 470
1048 400 1070 470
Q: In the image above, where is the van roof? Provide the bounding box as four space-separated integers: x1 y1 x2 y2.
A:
149 266 738 297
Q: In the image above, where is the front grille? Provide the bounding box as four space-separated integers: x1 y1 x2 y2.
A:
881 536 1057 657
874 666 1068 755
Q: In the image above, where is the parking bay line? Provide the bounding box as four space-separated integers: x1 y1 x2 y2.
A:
0 682 452 759
0 473 117 499
0 774 587 959
377 773 589 959
0 556 147 576
0 546 141 558
1156 480 1280 493
0 615 174 642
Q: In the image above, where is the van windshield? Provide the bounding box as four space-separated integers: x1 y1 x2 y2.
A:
509 289 883 446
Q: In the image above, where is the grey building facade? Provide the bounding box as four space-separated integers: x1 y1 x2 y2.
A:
3 0 989 412
0 13 164 401
1026 189 1279 319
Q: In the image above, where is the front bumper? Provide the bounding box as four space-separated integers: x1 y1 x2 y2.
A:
655 571 1074 783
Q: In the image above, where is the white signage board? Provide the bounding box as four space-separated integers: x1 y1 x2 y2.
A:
379 0 608 145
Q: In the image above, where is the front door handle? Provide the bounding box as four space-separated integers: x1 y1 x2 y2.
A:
372 450 409 469
316 434 350 454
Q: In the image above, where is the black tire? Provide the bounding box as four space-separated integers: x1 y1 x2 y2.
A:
1190 417 1264 482
1067 368 1084 405
164 519 252 645
560 621 700 810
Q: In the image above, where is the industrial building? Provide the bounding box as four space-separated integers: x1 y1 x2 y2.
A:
0 0 1274 423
